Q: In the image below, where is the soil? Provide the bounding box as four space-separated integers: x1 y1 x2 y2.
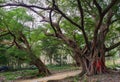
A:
14 70 120 82
14 70 81 82
79 72 120 82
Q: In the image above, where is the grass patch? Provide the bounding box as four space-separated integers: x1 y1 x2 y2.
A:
106 58 120 69
0 64 78 80
0 69 38 80
47 64 79 71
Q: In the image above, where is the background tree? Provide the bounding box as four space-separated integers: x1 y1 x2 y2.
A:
0 8 51 75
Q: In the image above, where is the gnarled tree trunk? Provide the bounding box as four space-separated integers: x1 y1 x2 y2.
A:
31 57 51 75
29 52 51 76
82 48 107 75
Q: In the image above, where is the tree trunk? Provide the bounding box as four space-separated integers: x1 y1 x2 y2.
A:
29 52 51 76
82 47 107 75
33 58 51 75
73 53 81 66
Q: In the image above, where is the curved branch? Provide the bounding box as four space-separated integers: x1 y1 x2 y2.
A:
56 7 82 29
0 3 51 10
0 32 10 37
49 8 57 35
106 42 120 51
52 0 82 30
93 0 102 15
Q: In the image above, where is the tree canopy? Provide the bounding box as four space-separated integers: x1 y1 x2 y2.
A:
0 0 120 75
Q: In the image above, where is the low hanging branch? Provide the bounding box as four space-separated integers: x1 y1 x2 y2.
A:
0 3 51 10
0 3 50 21
106 42 120 51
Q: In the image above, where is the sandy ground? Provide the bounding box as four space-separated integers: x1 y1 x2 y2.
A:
15 70 81 82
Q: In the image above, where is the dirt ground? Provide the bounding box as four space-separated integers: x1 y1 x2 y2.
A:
0 70 120 82
14 70 81 82
80 73 120 82
13 70 120 82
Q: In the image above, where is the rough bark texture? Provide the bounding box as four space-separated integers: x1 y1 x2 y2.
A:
31 57 51 75
10 31 51 76
0 0 119 76
83 49 107 75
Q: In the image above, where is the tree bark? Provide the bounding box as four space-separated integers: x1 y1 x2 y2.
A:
29 52 51 76
81 43 107 75
33 58 51 75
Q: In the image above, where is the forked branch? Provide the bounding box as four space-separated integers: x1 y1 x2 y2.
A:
93 0 118 45
52 0 82 30
102 0 119 16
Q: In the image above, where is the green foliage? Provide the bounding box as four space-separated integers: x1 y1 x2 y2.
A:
0 8 33 34
29 0 38 4
0 45 8 65
0 0 5 3
0 64 78 80
0 69 38 80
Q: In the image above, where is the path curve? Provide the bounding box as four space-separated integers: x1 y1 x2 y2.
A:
15 70 81 82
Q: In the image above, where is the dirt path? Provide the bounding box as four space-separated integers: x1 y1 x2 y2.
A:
15 70 81 82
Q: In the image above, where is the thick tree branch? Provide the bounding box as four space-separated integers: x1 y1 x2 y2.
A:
49 9 57 35
111 18 120 25
93 0 102 15
93 17 104 45
106 42 120 51
57 16 62 24
19 32 31 50
3 22 26 50
106 9 114 26
102 0 118 16
55 8 82 29
0 3 51 10
93 0 118 45
76 0 90 50
0 32 10 37
76 0 84 28
28 7 45 18
52 0 82 30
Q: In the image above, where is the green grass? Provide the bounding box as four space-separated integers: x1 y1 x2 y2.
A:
106 58 120 69
0 69 38 80
1 58 120 81
47 64 79 71
0 64 77 80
